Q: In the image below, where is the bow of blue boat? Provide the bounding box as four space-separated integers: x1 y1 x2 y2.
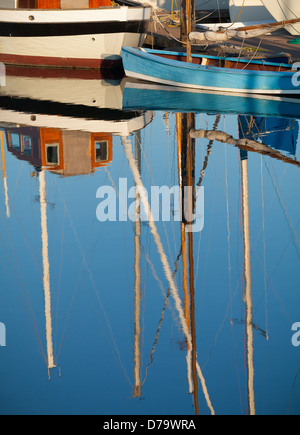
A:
121 47 300 96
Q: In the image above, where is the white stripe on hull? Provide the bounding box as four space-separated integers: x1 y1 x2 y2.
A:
125 70 300 95
0 109 154 136
0 7 151 24
0 33 145 60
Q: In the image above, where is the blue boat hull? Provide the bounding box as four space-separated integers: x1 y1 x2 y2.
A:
122 47 300 95
123 81 300 119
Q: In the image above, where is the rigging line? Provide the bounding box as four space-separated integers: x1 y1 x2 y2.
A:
242 37 264 70
152 8 187 45
5 193 43 279
144 250 181 331
142 246 182 386
193 122 205 286
136 131 179 296
264 160 300 259
202 270 244 370
227 0 246 30
198 149 219 324
53 219 96 357
225 146 233 317
104 165 180 330
196 114 221 191
11 160 23 203
235 37 246 69
217 0 221 24
54 184 133 387
253 218 300 325
194 224 202 284
267 217 300 284
251 165 288 255
138 130 178 273
287 357 300 415
122 136 215 416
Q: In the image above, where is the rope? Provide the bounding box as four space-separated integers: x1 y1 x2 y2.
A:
226 0 246 30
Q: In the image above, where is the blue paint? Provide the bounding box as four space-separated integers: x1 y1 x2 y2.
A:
122 47 300 94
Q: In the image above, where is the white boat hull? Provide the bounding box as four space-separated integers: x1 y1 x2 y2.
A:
261 0 300 35
0 7 151 69
1 71 126 109
0 108 153 136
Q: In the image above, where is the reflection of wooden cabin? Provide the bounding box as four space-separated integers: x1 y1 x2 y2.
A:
6 126 113 176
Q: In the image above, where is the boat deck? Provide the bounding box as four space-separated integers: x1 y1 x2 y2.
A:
145 12 300 62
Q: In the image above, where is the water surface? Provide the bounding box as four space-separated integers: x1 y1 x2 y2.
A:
0 72 299 415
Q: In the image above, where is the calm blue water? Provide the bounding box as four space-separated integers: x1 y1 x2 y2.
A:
0 73 299 415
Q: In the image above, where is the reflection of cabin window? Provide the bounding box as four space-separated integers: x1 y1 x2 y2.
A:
46 143 59 165
22 135 32 156
95 140 108 163
10 133 21 150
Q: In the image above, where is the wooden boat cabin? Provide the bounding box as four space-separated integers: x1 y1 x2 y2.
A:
3 1 112 9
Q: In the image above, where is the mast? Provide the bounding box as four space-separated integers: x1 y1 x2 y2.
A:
240 150 255 416
177 114 193 395
181 0 195 62
122 134 215 416
177 112 199 414
133 131 142 398
186 119 199 416
0 131 10 219
39 170 56 373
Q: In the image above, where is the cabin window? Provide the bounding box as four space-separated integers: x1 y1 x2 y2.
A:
18 0 61 8
46 143 59 165
22 135 32 155
10 133 21 151
18 0 36 7
95 140 108 163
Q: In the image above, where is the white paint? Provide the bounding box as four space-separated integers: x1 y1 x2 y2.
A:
0 32 144 61
124 70 300 94
0 7 151 23
0 109 154 136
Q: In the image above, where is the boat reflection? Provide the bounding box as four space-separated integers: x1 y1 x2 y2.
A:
0 68 153 177
0 72 153 380
0 69 299 414
123 80 300 120
123 108 299 415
